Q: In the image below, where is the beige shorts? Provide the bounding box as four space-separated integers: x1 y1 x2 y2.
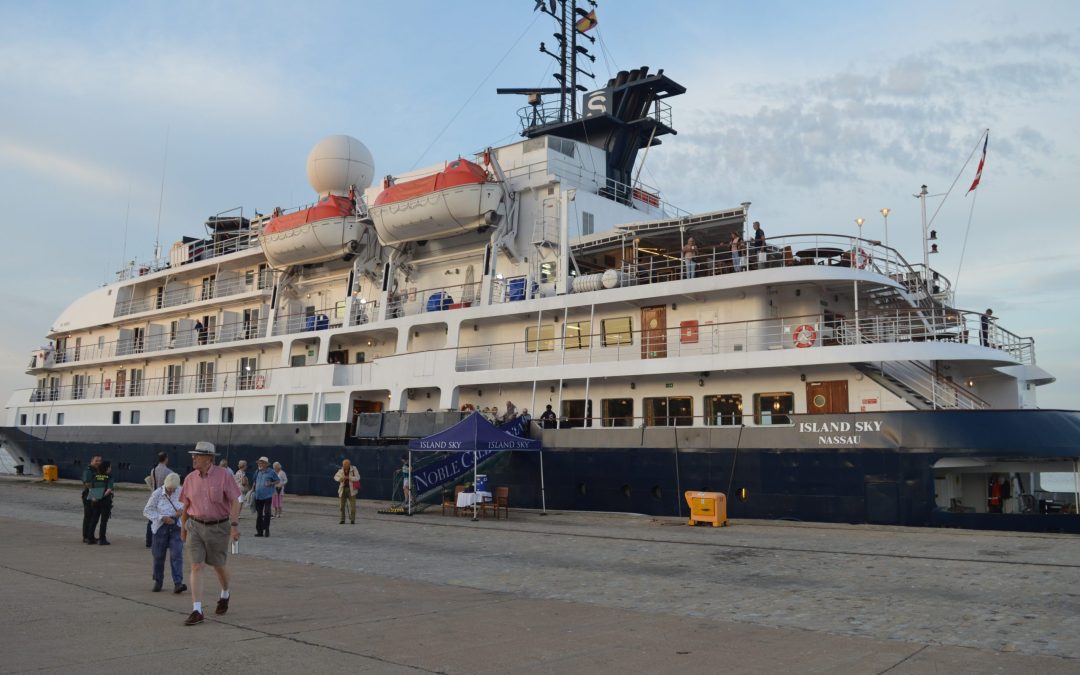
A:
185 519 229 567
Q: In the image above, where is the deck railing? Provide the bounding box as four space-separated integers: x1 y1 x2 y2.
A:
29 368 273 404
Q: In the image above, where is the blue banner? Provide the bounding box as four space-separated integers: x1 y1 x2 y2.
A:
412 449 498 495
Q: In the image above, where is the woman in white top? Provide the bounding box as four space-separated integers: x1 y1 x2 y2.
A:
142 473 187 594
272 462 288 517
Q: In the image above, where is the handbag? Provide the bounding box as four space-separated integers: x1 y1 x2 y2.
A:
351 479 361 492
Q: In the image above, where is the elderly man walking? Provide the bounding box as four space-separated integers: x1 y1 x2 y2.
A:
179 441 241 626
251 456 280 537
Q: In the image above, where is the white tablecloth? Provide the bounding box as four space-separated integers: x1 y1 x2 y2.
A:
456 491 492 508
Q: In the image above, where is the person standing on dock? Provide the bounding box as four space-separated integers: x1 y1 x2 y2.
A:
334 459 360 524
81 454 102 544
145 452 171 548
86 460 114 545
251 457 279 537
179 441 241 626
143 472 186 594
272 462 288 518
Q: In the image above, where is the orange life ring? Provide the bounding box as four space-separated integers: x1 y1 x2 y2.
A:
855 248 872 269
793 324 817 348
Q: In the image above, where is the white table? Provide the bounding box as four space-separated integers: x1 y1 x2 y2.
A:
456 491 492 508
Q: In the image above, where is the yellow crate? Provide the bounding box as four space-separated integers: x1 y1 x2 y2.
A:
685 491 728 527
42 465 58 481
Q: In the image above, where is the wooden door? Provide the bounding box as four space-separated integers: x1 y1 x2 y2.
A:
114 370 126 398
806 380 849 414
641 305 667 359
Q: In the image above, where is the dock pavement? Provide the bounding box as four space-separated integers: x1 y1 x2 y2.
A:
0 476 1077 673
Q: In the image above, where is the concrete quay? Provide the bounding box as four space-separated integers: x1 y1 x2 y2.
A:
0 477 1077 673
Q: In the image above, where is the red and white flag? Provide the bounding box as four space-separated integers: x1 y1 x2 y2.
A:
967 133 988 194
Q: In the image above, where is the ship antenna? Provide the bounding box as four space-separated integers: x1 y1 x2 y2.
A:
153 125 170 268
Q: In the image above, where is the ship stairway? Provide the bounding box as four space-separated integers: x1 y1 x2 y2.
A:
854 360 990 411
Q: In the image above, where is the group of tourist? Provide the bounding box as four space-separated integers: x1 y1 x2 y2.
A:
680 221 767 279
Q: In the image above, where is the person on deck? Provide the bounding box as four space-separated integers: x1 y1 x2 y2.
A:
682 237 699 279
751 222 765 269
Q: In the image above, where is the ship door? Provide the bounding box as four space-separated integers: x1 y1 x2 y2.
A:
806 380 849 414
641 305 667 359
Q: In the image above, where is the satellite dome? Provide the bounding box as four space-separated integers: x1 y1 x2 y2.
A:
306 135 374 197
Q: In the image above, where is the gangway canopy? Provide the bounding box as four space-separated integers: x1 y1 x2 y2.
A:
408 411 540 451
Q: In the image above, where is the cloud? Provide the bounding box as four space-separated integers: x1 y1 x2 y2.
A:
0 137 129 194
653 31 1079 204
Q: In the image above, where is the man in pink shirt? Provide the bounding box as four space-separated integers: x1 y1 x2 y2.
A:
179 441 241 626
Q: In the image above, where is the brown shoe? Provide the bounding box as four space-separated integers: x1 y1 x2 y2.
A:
184 610 204 626
215 597 229 615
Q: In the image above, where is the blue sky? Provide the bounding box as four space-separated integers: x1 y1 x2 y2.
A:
1 0 1079 408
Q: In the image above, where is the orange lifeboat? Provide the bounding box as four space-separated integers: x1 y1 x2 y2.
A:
259 193 364 268
369 159 503 245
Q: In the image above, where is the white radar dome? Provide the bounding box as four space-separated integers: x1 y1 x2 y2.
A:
306 135 375 197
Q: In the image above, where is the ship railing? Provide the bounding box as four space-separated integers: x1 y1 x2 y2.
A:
866 359 989 410
350 299 379 327
454 308 1035 372
113 231 260 283
272 307 344 336
35 368 275 403
50 314 270 366
385 282 482 319
599 176 686 219
114 268 270 318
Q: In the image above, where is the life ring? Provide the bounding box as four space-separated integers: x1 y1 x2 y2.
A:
855 247 872 269
254 375 265 389
793 324 817 348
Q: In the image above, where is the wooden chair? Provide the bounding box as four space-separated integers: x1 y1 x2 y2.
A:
483 486 510 520
443 485 466 516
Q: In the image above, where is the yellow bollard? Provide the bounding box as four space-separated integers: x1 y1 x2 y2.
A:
43 465 59 481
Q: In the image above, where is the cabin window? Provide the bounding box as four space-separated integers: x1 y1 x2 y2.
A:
197 408 210 424
644 396 693 427
560 399 592 428
754 392 794 425
56 412 65 425
539 261 556 284
164 409 176 424
238 357 258 389
130 410 140 425
245 269 255 286
705 394 743 426
324 403 342 422
165 364 182 395
111 411 121 425
263 405 275 423
293 404 309 422
19 414 27 426
334 300 346 320
196 361 215 393
291 354 306 367
601 317 633 347
221 407 234 423
564 321 591 349
602 398 634 427
526 324 556 352
582 212 594 236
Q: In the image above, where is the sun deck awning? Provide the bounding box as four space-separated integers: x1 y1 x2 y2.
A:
570 206 747 255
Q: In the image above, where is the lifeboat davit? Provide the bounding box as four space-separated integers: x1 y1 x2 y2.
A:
259 193 363 268
369 159 503 246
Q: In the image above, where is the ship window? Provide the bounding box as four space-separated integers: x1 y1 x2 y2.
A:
539 261 556 284
291 354 306 367
245 269 255 286
565 321 591 349
130 410 140 425
221 407 234 423
601 317 633 346
112 411 121 425
263 405 275 423
56 413 64 425
197 408 210 423
581 212 594 236
164 409 176 424
705 394 743 426
643 396 693 427
324 403 342 422
560 399 592 428
526 324 556 352
129 369 144 397
19 414 26 425
602 398 633 427
754 392 793 426
293 404 309 422
549 136 576 158
334 300 346 319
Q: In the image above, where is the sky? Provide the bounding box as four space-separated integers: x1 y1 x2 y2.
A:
1 0 1078 409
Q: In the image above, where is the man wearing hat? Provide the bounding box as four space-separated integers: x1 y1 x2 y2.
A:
179 441 242 626
251 456 280 538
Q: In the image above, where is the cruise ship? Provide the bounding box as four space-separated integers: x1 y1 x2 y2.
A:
4 1 1079 532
